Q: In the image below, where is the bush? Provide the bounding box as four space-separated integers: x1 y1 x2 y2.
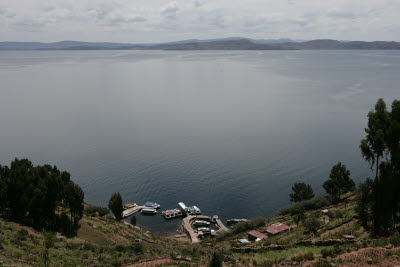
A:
115 244 125 252
84 205 109 217
327 209 343 220
208 251 223 267
312 259 331 267
82 242 96 252
321 248 335 258
291 251 314 262
231 217 265 234
278 196 329 215
16 228 29 240
390 232 400 246
303 217 321 234
130 241 144 254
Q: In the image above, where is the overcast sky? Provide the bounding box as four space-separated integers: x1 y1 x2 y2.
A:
0 0 399 43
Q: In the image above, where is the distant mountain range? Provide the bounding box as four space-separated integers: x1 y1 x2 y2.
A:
1 38 400 50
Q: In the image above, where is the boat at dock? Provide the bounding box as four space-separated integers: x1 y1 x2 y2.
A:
123 203 137 210
212 215 218 222
162 208 183 219
194 220 210 226
197 227 210 232
141 208 157 215
144 202 160 209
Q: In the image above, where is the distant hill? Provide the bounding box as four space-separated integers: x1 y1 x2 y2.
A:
1 38 400 50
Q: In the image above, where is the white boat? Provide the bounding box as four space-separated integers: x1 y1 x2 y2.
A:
141 208 157 214
194 220 210 226
193 206 201 214
197 227 210 232
144 202 160 209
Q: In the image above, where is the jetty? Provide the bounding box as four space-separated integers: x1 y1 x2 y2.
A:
182 215 229 243
122 205 146 218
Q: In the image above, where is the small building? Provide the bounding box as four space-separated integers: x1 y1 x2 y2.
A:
238 238 251 244
247 230 268 241
321 209 329 214
265 222 290 236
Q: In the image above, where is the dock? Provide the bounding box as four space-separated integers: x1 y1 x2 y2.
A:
122 205 146 218
182 215 229 243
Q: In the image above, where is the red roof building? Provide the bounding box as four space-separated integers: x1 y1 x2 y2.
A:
247 230 268 241
265 222 290 235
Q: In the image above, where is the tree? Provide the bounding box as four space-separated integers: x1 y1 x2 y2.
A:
357 99 400 236
42 231 55 267
323 162 355 202
360 98 389 180
290 182 315 202
0 158 84 234
64 181 84 235
356 178 374 229
208 251 223 267
108 192 123 221
302 216 321 234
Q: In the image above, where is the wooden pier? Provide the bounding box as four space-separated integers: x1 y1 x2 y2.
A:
122 205 146 218
182 215 229 243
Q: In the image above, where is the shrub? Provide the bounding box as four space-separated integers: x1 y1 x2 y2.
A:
390 232 400 246
312 259 331 267
115 244 125 252
291 251 314 262
82 242 96 252
84 205 109 217
303 217 321 234
130 241 144 254
16 228 29 241
208 251 223 267
231 217 265 234
278 196 329 215
327 209 343 220
321 248 335 258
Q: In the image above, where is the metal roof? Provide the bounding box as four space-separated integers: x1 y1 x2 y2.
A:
265 222 290 235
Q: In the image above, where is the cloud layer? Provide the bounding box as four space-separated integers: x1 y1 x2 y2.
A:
0 0 399 42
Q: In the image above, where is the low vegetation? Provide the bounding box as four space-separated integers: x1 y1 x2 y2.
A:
0 97 399 266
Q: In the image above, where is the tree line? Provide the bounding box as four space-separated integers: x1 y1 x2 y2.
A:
0 158 84 236
288 98 400 237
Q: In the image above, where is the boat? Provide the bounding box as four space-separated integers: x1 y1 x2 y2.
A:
194 220 210 226
193 206 201 214
144 202 160 209
212 215 218 222
197 227 210 232
175 209 183 216
171 210 179 217
141 208 157 214
163 210 171 219
123 203 137 210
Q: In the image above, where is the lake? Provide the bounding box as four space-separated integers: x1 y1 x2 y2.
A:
0 50 399 235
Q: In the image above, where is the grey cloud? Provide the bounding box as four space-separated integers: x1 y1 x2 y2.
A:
161 2 179 20
327 10 356 19
109 16 146 26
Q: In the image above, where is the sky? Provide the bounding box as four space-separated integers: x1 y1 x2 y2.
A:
0 0 399 43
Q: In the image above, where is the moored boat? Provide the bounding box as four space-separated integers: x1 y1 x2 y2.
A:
144 202 160 209
194 220 210 226
123 203 137 210
141 208 157 214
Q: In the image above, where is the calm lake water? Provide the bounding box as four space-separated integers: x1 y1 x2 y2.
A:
0 50 399 235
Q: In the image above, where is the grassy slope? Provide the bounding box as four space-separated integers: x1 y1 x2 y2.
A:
1 194 400 266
